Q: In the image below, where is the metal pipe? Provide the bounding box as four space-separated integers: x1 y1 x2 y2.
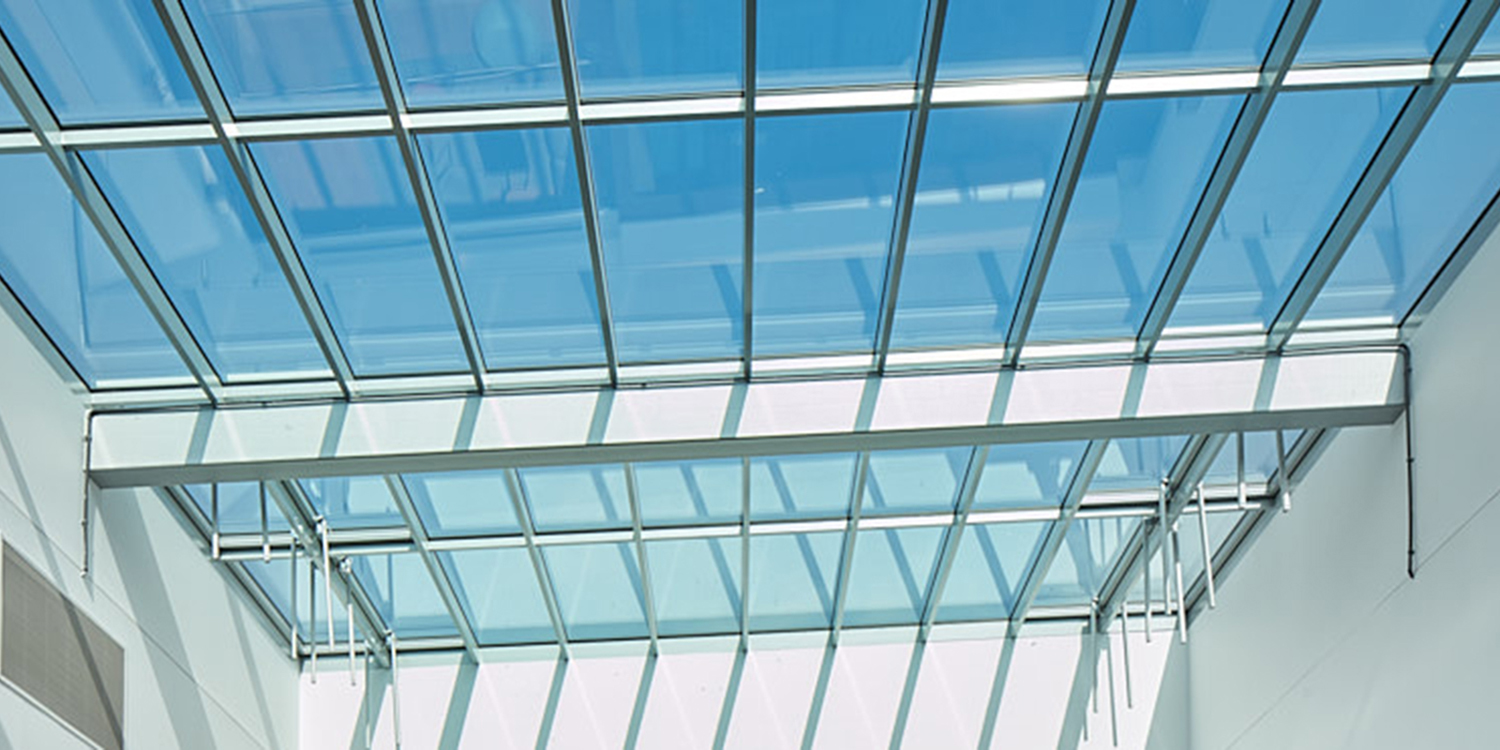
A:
1105 605 1119 747
1276 430 1292 513
309 555 318 681
321 519 336 653
1142 530 1152 643
1089 601 1099 714
1195 483 1217 608
1172 523 1187 644
347 566 357 686
211 483 221 560
290 542 299 660
1158 479 1171 616
1236 432 1247 510
1118 605 1133 709
390 633 402 750
261 481 270 562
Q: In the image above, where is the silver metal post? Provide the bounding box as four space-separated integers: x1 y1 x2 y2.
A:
211 484 221 560
390 633 402 750
1089 601 1099 714
1236 432 1247 510
1276 430 1292 513
309 556 318 681
1195 483 1217 608
1104 604 1119 747
1172 523 1187 644
1118 605 1133 709
1142 539 1152 643
346 559 356 686
1158 479 1171 616
260 482 270 562
321 519 336 653
290 542 299 660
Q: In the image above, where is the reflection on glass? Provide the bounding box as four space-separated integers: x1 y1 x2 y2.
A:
634 459 741 525
0 154 190 386
1296 0 1465 64
589 119 743 362
749 454 858 520
861 448 969 516
646 538 742 635
842 526 945 626
245 556 353 641
1029 95 1241 342
252 137 469 375
543 543 648 640
185 483 289 534
938 0 1108 80
1117 0 1286 71
569 0 741 97
759 0 925 87
351 553 458 637
1177 509 1244 587
378 0 564 107
748 531 842 630
182 0 384 116
755 112 907 356
405 471 521 537
935 521 1050 622
443 548 554 644
300 476 403 529
892 104 1074 350
1092 436 1189 492
1033 516 1138 606
520 464 631 531
1200 431 1302 487
421 129 604 369
973 442 1087 510
0 91 24 127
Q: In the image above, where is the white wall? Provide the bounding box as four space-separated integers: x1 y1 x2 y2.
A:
1185 228 1500 749
0 307 297 749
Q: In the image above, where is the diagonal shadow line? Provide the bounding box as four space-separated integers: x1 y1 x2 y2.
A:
768 462 836 617
227 591 287 749
711 646 748 750
1056 631 1101 750
976 636 1019 749
799 644 838 750
534 655 569 750
623 649 658 750
349 656 390 750
437 658 479 750
682 467 741 615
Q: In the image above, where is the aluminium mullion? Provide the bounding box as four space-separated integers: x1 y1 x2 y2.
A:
742 0 757 376
504 468 572 658
872 0 953 373
352 0 487 391
0 29 222 402
915 445 988 637
549 0 620 385
623 464 661 650
1134 0 1321 357
150 0 355 397
827 452 872 646
1267 0 1500 350
1001 0 1137 367
739 457 751 643
385 475 481 662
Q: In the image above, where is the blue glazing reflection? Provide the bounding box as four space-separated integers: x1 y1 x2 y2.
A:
841 526 945 626
569 0 741 97
940 0 1107 80
352 553 459 638
519 464 631 531
404 471 521 537
1117 0 1287 71
1177 510 1243 586
245 557 353 641
1167 87 1408 333
1297 0 1465 63
184 483 289 534
748 531 842 630
442 548 555 644
0 0 201 123
378 0 564 107
251 137 470 376
0 92 24 128
634 459 742 525
759 0 925 87
1033 517 1139 606
86 146 330 381
1092 436 1189 492
972 441 1087 510
421 129 604 369
182 0 384 116
646 538 742 635
861 448 970 516
935 521 1050 622
1200 431 1293 486
0 154 190 386
543 543 649 640
299 476 404 529
589 119 743 362
1029 95 1241 343
1477 13 1500 56
749 453 858 520
1309 83 1500 325
892 104 1075 350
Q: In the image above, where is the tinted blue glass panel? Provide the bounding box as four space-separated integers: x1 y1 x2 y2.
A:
1033 517 1138 606
405 471 520 537
520 464 630 531
1478 14 1500 56
0 154 190 386
1166 88 1408 332
1309 83 1500 325
351 553 457 638
421 129 604 369
245 557 352 642
185 483 289 534
1093 436 1189 492
0 92 23 127
182 0 383 116
936 521 1050 622
755 112 906 356
749 454 858 520
589 119 743 362
377 0 563 107
300 476 403 529
861 448 969 516
1178 510 1244 585
442 548 554 644
1117 0 1286 71
1201 432 1294 486
892 104 1074 349
1297 0 1465 64
634 459 741 526
86 146 329 381
543 543 648 640
0 0 200 123
748 531 842 630
842 526 945 627
973 442 1087 510
938 0 1108 80
1030 95 1241 342
646 538 742 636
570 0 741 97
252 137 469 375
759 0 924 87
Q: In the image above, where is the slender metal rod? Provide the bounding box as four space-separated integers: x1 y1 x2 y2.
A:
390 633 402 750
1276 429 1292 513
1118 605 1133 709
211 484 221 559
346 563 357 685
624 464 660 649
1172 523 1187 644
1089 602 1099 714
261 482 270 562
828 453 872 645
1104 604 1119 747
740 457 751 643
1236 432 1247 510
290 542 299 660
1158 479 1171 617
1195 483 1217 608
309 555 319 681
321 519 336 651
741 0 757 376
1142 526 1152 643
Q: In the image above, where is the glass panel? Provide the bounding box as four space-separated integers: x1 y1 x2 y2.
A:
634 459 741 526
1177 509 1246 586
1033 517 1138 607
351 553 458 638
938 0 1108 80
1117 0 1287 72
749 454 858 520
376 0 563 108
589 119 743 362
892 103 1075 350
570 0 741 97
420 129 604 369
758 0 925 87
543 543 649 640
1477 14 1500 56
85 145 330 381
860 448 969 516
520 465 631 531
1296 0 1465 64
748 531 842 630
973 442 1087 510
1092 436 1189 493
251 137 469 375
646 537 742 636
1308 82 1500 326
244 556 352 641
299 476 403 529
442 548 554 644
842 526 945 627
1029 95 1241 342
1200 432 1291 487
755 111 907 356
185 483 290 534
936 521 1050 622
182 0 383 116
404 471 520 537
0 0 200 123
1165 87 1408 333
0 154 190 387
0 91 23 127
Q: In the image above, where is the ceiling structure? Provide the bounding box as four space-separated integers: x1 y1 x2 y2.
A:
0 0 1497 664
